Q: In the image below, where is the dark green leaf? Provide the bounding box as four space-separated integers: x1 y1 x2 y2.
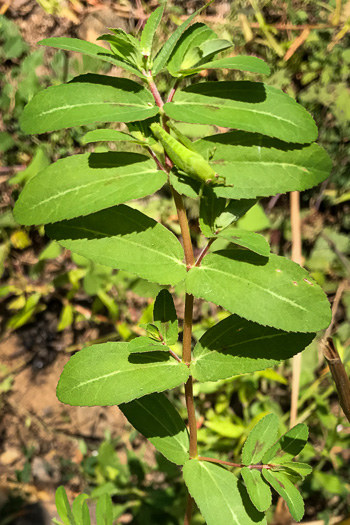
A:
95 494 113 525
152 1 214 75
128 336 167 353
213 228 270 257
193 317 313 382
199 185 226 237
153 289 179 345
262 424 309 464
46 205 186 286
262 469 304 522
242 414 279 465
20 74 158 134
164 82 317 144
183 460 266 525
241 467 272 512
191 314 315 382
186 251 331 333
140 6 165 56
38 37 145 78
14 153 165 225
120 392 189 464
57 342 189 406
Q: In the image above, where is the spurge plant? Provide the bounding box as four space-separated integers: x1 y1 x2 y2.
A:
14 3 332 524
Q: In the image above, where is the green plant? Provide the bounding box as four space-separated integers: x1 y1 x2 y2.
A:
13 2 333 523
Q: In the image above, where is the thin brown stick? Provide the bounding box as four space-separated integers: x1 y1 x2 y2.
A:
290 190 302 429
324 281 347 340
322 337 350 423
198 456 274 469
184 495 194 525
195 238 215 267
171 188 195 269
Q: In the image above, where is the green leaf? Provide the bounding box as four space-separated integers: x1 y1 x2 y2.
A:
9 147 50 186
14 152 165 225
183 460 266 525
128 336 167 353
186 251 331 333
120 392 189 465
20 74 158 134
193 132 332 199
199 186 226 237
280 462 312 480
262 469 304 522
167 23 217 76
188 56 270 75
191 314 314 382
262 424 309 464
95 494 113 525
56 342 190 406
241 467 272 513
152 1 214 75
215 199 257 231
83 129 147 145
164 82 317 144
140 6 165 56
71 495 90 525
153 289 179 345
38 37 146 78
46 205 186 286
213 228 270 257
242 414 279 465
55 486 76 525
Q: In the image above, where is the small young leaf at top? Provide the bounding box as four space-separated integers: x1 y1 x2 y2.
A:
55 486 76 525
120 392 189 465
140 5 165 57
262 469 304 522
95 493 113 525
153 289 179 345
241 467 272 513
97 32 143 69
242 413 279 465
262 423 309 464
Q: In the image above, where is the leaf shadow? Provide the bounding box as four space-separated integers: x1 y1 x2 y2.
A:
87 151 149 169
69 73 145 94
184 81 267 104
237 481 266 523
214 248 269 266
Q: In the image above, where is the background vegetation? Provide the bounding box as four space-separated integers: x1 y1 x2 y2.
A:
0 1 349 524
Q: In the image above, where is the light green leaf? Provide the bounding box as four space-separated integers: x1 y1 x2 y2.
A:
236 203 271 232
164 82 317 144
279 462 312 480
20 74 158 134
152 1 214 75
191 314 314 382
242 414 279 465
128 336 167 353
14 152 164 225
38 37 145 78
95 494 113 525
140 6 165 56
193 131 332 199
186 251 331 332
57 342 190 406
167 23 216 76
120 392 189 465
83 129 147 144
262 469 304 522
213 228 270 257
241 467 272 512
188 56 270 75
153 289 179 345
58 303 74 332
262 424 309 464
55 486 76 525
183 460 266 525
9 147 50 186
46 205 186 286
71 495 90 525
215 199 257 231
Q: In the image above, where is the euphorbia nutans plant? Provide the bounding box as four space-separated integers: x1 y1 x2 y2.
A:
14 2 332 524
